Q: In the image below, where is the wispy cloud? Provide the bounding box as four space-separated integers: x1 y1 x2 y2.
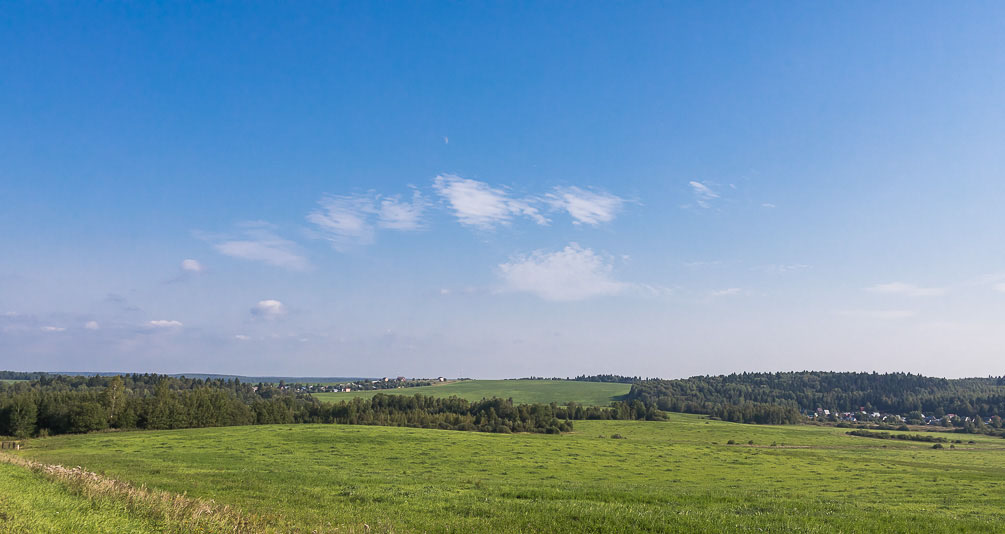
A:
147 319 183 328
308 191 427 250
545 187 624 226
433 174 547 229
994 282 1005 293
84 321 100 330
761 203 776 209
377 191 427 230
710 288 743 297
251 299 286 320
497 243 627 301
308 195 378 248
837 309 917 320
210 223 310 271
866 282 946 297
683 260 723 269
40 325 66 332
756 264 810 274
689 181 719 209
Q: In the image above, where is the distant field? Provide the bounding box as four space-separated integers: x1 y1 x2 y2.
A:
11 415 1005 533
312 379 631 406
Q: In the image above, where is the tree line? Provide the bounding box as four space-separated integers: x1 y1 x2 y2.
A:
0 374 663 438
628 372 1005 424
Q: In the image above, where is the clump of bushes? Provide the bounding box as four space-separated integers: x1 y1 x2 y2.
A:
847 429 948 443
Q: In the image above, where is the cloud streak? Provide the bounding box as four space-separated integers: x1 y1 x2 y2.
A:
866 282 946 297
837 309 917 320
710 288 743 297
308 191 427 250
211 224 310 271
147 320 183 328
546 187 624 226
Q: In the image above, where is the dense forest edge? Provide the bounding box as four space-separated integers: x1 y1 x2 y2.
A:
627 371 1005 433
0 373 661 439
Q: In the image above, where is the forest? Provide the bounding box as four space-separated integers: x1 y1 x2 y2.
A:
629 371 1005 424
0 373 662 438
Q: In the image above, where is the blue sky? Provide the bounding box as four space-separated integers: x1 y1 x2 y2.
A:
2 3 1005 377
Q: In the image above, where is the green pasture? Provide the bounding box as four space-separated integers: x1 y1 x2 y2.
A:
12 415 1005 533
312 379 631 406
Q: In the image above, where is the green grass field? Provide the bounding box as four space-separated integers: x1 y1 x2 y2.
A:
10 415 1005 533
312 379 631 406
0 461 163 534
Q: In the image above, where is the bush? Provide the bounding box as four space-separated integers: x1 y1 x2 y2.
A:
727 439 736 445
611 434 626 439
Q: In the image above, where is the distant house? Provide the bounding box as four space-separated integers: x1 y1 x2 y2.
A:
437 376 446 382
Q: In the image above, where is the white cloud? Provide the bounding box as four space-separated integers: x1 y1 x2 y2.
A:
433 174 547 229
837 309 917 320
180 259 204 272
308 191 426 250
761 203 776 209
252 299 286 320
546 187 624 226
710 288 743 297
213 225 310 271
866 282 946 297
993 282 1005 293
234 334 250 341
148 320 183 328
84 321 100 330
498 243 627 301
40 325 65 332
689 181 719 209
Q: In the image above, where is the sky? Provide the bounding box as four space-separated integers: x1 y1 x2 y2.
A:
2 3 1005 378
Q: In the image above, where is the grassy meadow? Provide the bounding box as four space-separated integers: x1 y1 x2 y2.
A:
10 414 1005 533
0 461 164 534
312 379 631 406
